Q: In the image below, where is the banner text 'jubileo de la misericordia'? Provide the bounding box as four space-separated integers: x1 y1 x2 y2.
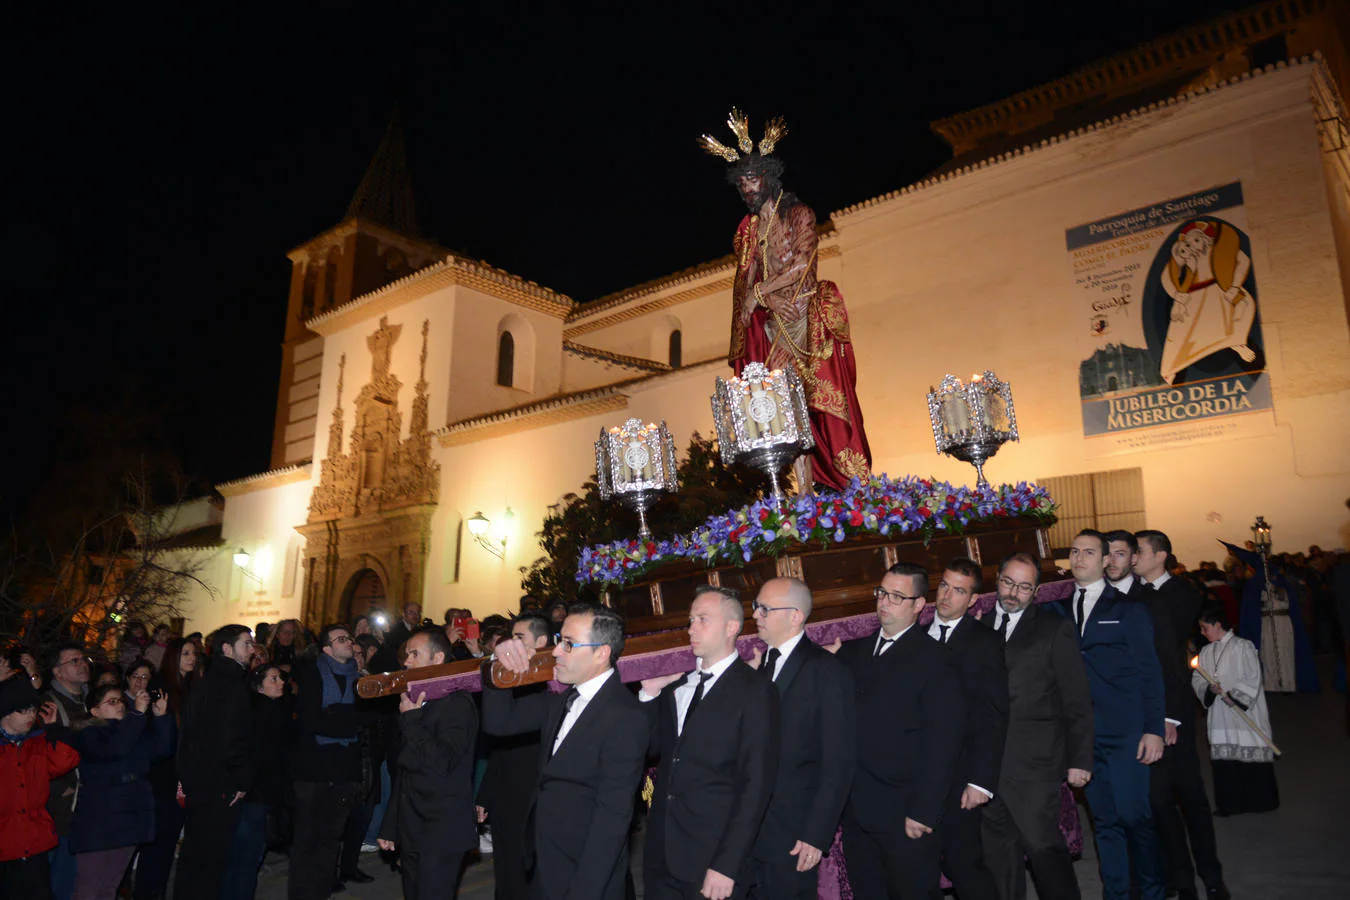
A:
1068 181 1273 443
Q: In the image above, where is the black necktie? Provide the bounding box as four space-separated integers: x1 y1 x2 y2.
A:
683 671 712 732
874 636 894 657
552 687 580 756
938 624 950 644
996 614 1009 640
762 647 781 680
1075 588 1087 630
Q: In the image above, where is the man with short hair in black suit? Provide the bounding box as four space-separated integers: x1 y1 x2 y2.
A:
378 627 478 899
1059 529 1166 900
928 557 1007 900
485 604 648 900
981 552 1094 900
747 577 855 899
834 562 965 899
477 613 553 899
1134 530 1229 900
639 586 780 900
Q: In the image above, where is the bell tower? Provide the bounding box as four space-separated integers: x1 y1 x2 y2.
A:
269 114 445 469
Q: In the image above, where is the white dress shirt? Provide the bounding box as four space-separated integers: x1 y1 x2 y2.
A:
1075 579 1107 634
638 649 739 736
764 630 806 681
1109 573 1136 594
874 623 914 656
1142 571 1172 590
928 615 964 644
552 668 615 754
994 606 1025 641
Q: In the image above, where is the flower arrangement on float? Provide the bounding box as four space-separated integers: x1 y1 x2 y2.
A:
576 474 1055 587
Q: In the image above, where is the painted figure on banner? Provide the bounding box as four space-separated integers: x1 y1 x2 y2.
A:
700 109 872 492
1157 218 1257 384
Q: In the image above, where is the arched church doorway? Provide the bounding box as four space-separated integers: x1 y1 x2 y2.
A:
341 568 387 624
1107 375 1119 392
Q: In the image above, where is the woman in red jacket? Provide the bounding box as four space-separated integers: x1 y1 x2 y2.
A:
0 677 80 895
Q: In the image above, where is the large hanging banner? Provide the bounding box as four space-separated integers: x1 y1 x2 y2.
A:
1066 182 1274 455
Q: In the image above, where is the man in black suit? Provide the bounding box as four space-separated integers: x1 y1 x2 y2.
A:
1059 529 1166 900
981 552 1094 900
485 603 648 900
1134 530 1229 900
378 627 479 899
478 613 553 900
747 577 855 899
175 625 255 900
834 562 965 899
639 585 779 900
927 558 1007 900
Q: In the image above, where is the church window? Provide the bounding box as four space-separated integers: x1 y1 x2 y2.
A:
497 332 515 387
322 250 339 310
669 330 683 368
1038 468 1145 558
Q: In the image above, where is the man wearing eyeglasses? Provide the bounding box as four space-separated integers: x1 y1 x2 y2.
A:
747 577 854 899
290 623 369 900
42 642 91 900
833 562 964 899
980 552 1093 900
485 603 648 900
638 585 779 900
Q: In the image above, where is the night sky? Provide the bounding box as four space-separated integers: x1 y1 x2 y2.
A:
4 0 1256 527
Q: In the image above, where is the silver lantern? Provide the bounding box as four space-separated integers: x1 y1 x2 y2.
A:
711 362 815 503
927 371 1019 488
595 417 679 539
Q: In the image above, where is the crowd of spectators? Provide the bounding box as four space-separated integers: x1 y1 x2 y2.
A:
0 597 519 899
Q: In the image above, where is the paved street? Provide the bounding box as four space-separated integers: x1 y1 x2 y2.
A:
247 671 1349 899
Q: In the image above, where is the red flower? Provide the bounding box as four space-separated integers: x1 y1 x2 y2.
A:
919 508 933 519
758 508 772 523
848 510 864 527
645 541 657 555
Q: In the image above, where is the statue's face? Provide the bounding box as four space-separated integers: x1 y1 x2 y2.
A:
738 174 764 207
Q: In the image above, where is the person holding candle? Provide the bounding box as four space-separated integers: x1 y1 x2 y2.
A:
1191 607 1279 816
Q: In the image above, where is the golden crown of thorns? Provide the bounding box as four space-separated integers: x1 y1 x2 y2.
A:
698 107 788 162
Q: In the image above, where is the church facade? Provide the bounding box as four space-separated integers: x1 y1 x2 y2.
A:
175 3 1350 634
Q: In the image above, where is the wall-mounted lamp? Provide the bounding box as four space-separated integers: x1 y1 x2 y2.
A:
232 547 263 583
466 512 507 560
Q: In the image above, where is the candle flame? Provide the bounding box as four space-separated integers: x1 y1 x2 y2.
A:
1190 656 1199 669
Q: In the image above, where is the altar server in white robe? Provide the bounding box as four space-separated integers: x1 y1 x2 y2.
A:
1191 607 1278 816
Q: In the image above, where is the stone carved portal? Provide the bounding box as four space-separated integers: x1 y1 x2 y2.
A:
299 316 440 630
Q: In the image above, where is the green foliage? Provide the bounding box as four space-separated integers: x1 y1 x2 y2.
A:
518 433 763 605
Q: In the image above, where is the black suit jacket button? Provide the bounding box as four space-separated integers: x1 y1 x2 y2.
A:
667 793 674 801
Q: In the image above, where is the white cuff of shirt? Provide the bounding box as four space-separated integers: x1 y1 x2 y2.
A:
968 783 993 799
638 691 657 703
1165 718 1181 726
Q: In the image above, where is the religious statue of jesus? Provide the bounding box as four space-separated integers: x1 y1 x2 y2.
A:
701 109 872 491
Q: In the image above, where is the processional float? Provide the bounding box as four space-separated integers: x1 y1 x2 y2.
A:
357 369 1038 699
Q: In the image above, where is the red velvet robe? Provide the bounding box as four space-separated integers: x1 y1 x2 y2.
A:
729 202 871 491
